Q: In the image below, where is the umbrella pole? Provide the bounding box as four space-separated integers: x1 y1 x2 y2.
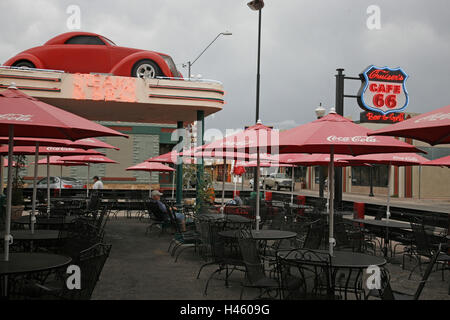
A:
171 169 175 199
291 167 295 205
329 147 335 257
386 165 391 220
149 172 152 197
59 165 62 196
4 125 14 261
418 165 421 200
221 162 226 208
31 142 39 234
256 152 261 231
0 155 3 196
46 154 50 218
87 164 90 198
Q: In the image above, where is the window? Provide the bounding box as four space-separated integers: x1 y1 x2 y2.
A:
351 165 388 187
65 35 105 45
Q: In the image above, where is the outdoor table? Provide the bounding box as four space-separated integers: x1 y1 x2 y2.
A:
218 229 297 241
198 213 253 224
12 215 79 230
347 218 411 258
277 249 386 300
0 230 60 241
0 253 72 298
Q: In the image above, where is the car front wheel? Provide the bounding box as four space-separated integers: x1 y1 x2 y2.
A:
132 59 162 79
13 61 35 69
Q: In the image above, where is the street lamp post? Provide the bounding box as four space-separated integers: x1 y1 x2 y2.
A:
315 103 326 199
185 32 232 79
248 0 264 192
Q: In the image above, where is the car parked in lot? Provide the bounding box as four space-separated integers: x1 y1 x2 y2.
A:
3 31 182 79
264 173 293 191
36 176 85 189
249 178 263 189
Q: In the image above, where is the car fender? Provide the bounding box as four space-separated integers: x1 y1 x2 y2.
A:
109 51 172 77
3 52 45 69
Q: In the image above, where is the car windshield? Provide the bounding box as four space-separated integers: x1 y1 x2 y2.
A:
102 36 116 46
275 173 288 179
61 177 80 182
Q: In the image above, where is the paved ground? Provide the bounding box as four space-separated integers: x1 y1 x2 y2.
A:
91 214 449 300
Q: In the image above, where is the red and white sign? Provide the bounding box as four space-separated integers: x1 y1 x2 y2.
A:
357 66 409 115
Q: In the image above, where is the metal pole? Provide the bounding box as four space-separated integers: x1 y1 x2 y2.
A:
221 162 226 207
319 166 325 198
386 165 391 220
0 155 3 195
86 164 90 198
291 167 295 205
31 142 39 234
188 61 191 79
196 111 204 210
255 151 261 230
329 147 335 257
418 165 421 200
149 172 152 198
176 121 184 205
253 9 262 193
334 69 345 206
60 165 62 197
4 125 14 261
46 154 50 217
369 166 374 197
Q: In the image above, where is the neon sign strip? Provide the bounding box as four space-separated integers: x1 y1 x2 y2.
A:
0 74 61 82
149 84 224 95
0 84 61 92
149 94 224 104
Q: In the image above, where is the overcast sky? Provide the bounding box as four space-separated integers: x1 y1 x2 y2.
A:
1 0 449 134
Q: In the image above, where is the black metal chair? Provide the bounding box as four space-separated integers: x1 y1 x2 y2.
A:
144 200 172 236
407 218 450 280
276 248 336 300
302 220 325 250
237 229 280 299
366 244 442 300
198 223 246 296
56 218 104 261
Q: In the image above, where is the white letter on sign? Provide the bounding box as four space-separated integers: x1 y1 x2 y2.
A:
366 5 381 30
66 265 81 290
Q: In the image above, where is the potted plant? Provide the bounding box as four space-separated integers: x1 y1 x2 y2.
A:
11 155 26 220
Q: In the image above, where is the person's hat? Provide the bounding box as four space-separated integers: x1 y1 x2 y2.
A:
151 190 163 197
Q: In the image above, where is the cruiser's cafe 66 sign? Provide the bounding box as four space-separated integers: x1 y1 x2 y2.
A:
357 65 409 123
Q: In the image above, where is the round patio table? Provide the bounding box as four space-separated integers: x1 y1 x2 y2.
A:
0 230 63 252
12 215 79 227
218 229 297 241
0 253 72 276
0 230 60 241
277 249 386 300
198 213 252 224
348 218 411 258
0 253 72 297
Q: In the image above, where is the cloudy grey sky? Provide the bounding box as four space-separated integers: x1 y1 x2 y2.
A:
1 0 449 133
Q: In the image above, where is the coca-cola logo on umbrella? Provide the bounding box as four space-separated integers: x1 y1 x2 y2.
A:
326 135 377 143
0 113 33 122
357 65 409 115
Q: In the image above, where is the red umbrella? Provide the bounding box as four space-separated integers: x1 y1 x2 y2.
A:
233 166 246 176
422 155 450 168
278 153 353 167
201 121 276 228
59 155 118 197
368 105 450 145
126 161 175 196
274 111 424 256
346 153 428 220
0 88 128 140
0 87 127 261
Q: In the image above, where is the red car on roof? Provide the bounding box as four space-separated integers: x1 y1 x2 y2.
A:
3 31 182 79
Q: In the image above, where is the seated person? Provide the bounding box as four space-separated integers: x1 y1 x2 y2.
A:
226 195 243 206
149 190 186 232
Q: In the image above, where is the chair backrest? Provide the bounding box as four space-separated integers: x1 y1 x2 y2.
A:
61 243 112 300
303 220 324 249
238 230 266 284
380 244 442 300
277 248 334 300
146 200 169 222
58 219 103 260
410 218 433 257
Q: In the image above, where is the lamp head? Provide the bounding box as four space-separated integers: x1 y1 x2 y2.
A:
221 31 232 36
247 0 264 11
315 103 326 119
